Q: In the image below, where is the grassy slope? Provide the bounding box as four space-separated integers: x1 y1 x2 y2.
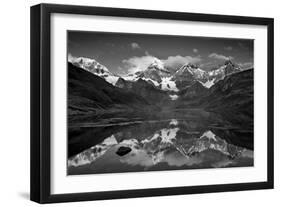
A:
68 63 150 123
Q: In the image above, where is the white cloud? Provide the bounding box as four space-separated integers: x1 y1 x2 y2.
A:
163 55 201 69
131 42 141 49
122 54 202 74
123 55 160 73
208 53 233 61
224 46 233 51
193 48 198 53
199 61 218 69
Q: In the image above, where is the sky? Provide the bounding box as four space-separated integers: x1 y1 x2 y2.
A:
68 31 254 75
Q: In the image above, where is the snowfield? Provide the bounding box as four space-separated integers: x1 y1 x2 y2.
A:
160 77 179 92
199 78 215 88
104 75 119 86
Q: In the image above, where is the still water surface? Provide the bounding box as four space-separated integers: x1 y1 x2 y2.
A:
68 109 253 175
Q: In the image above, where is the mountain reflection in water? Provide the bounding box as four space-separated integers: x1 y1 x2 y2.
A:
68 116 253 175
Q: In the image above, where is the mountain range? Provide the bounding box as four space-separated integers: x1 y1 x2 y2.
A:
68 56 253 124
69 56 242 92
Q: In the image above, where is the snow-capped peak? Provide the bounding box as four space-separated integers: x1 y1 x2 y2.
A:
68 55 119 85
69 56 110 74
174 63 208 83
145 58 171 74
147 58 165 71
207 60 242 85
121 58 174 90
199 130 217 141
180 63 205 75
181 63 198 69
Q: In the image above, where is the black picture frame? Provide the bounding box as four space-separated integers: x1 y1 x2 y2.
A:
30 3 274 204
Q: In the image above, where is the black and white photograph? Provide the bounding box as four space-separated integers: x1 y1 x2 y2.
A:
27 2 274 204
67 31 254 175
